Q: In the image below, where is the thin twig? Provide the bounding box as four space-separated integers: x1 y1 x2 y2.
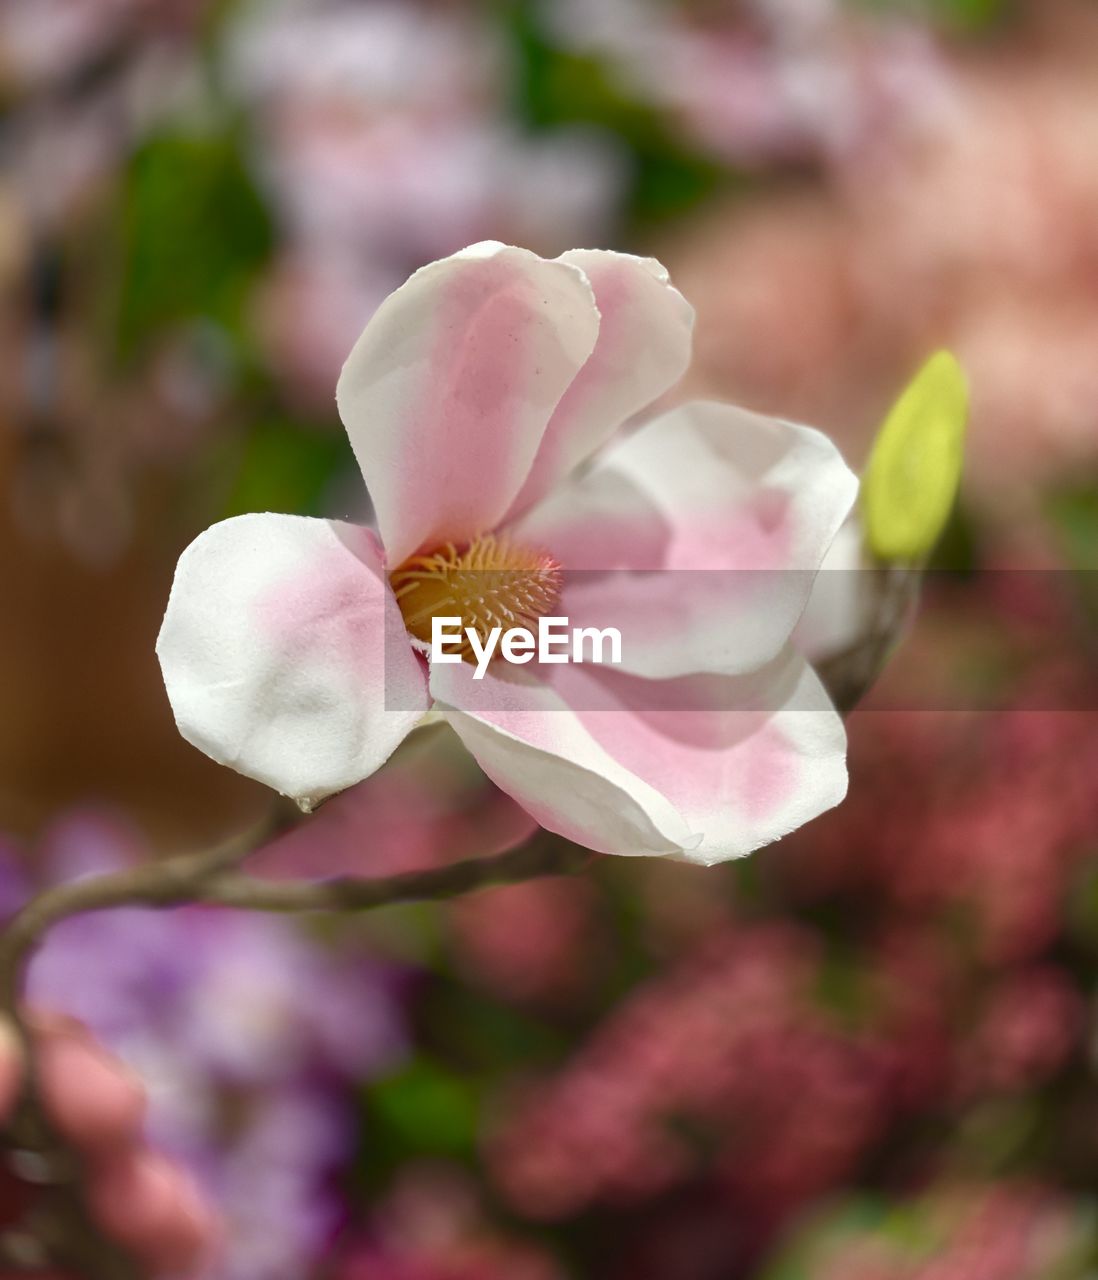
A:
199 838 593 912
0 559 919 1274
0 804 296 1020
0 822 586 1277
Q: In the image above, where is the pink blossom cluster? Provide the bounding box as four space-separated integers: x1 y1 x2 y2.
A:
547 0 943 168
484 690 1097 1231
487 913 1087 1252
786 704 1098 964
447 876 601 1007
336 1163 565 1280
664 4 1098 516
488 923 891 1224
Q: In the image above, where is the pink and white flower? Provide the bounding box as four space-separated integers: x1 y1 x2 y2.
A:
157 242 857 863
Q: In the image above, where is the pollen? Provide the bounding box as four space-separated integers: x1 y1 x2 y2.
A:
390 533 562 658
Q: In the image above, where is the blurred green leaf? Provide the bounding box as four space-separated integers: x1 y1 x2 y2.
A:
368 1059 480 1158
502 0 729 224
420 978 570 1071
862 351 968 563
1045 484 1098 634
1046 485 1098 571
847 0 1014 35
115 127 273 360
926 497 980 573
1066 858 1098 950
759 1197 894 1280
222 419 351 519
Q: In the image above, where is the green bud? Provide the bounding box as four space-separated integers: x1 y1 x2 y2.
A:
862 351 968 562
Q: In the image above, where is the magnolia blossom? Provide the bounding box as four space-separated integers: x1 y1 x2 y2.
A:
157 242 857 863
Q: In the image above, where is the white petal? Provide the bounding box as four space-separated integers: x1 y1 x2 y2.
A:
336 241 600 565
559 651 848 864
157 513 429 804
504 249 694 517
431 660 696 858
431 648 845 863
793 515 874 663
509 399 859 677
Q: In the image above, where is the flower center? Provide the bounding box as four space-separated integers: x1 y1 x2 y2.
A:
390 533 562 658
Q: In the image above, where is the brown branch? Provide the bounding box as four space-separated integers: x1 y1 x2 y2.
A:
0 559 918 1275
200 838 593 912
0 823 587 1277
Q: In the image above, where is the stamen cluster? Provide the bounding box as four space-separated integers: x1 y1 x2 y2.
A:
390 534 562 659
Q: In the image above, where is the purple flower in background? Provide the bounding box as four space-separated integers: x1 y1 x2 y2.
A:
6 810 408 1280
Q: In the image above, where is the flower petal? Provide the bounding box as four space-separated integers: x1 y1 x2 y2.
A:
504 250 694 518
556 650 848 864
793 515 873 663
431 660 696 858
431 647 845 862
157 513 428 804
509 399 859 676
336 241 600 565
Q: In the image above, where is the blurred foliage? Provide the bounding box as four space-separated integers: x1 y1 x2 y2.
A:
762 1188 1098 1280
1047 486 1098 574
502 0 731 224
115 127 272 362
221 418 351 520
366 1058 482 1165
849 0 1015 33
1046 485 1098 636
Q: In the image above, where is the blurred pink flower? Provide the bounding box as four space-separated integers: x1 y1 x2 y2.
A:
661 6 1098 521
957 968 1083 1098
338 1161 565 1280
780 697 1098 964
0 0 207 92
447 875 600 1006
488 923 891 1223
548 0 944 166
226 0 625 404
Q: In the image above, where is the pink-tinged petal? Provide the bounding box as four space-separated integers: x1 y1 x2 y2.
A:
157 514 428 805
431 661 696 858
508 399 858 677
793 515 873 663
336 241 600 565
504 250 694 518
555 649 848 864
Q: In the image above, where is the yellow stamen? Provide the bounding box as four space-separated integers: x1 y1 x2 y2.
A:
390 533 562 661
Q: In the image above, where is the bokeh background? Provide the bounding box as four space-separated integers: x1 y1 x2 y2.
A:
2 1 1098 1276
